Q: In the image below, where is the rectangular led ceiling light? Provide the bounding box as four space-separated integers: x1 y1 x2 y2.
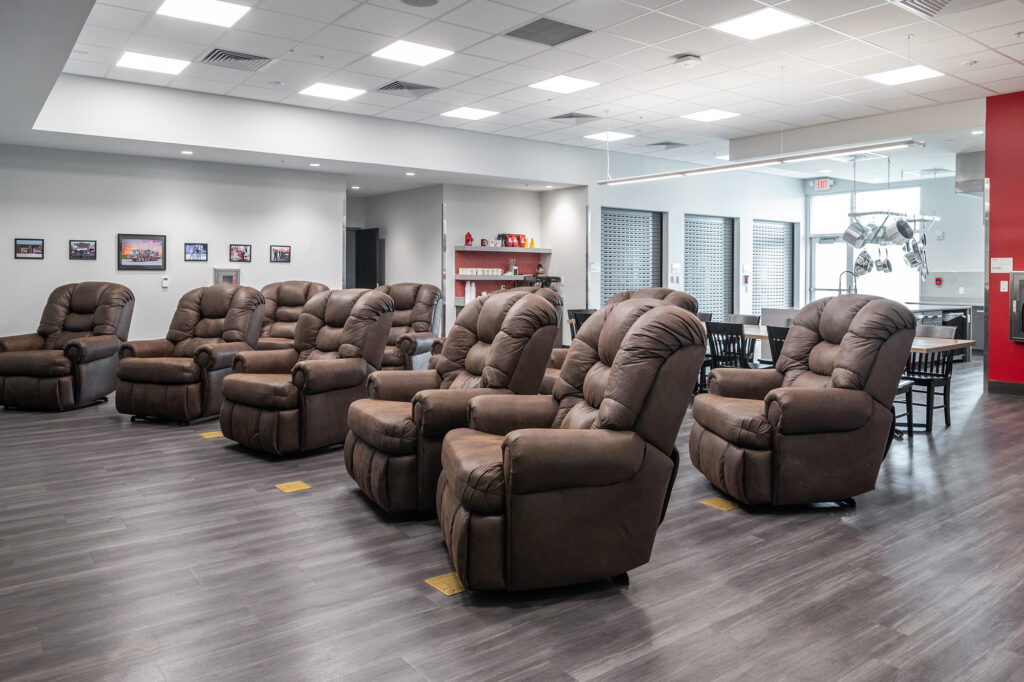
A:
156 0 251 28
682 109 740 122
442 107 499 120
711 7 810 40
372 40 453 66
299 82 366 101
585 131 635 141
865 65 943 85
116 51 190 75
530 75 598 94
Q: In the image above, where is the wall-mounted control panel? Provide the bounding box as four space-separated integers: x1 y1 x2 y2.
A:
1011 272 1024 342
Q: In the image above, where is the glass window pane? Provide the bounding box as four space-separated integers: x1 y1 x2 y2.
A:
813 240 849 291
809 193 850 235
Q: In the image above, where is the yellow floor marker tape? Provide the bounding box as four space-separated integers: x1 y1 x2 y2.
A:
425 572 466 596
701 497 739 511
275 481 311 493
199 431 223 439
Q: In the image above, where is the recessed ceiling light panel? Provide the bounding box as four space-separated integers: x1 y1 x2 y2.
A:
299 82 366 101
584 131 634 142
865 65 943 85
116 51 190 75
372 40 453 66
711 8 810 40
442 107 499 120
972 129 985 135
683 109 740 122
529 75 598 94
157 0 251 28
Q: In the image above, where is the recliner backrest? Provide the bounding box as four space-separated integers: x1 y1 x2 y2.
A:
37 282 135 350
605 287 698 313
260 281 328 340
165 285 265 357
292 289 395 369
552 295 706 454
776 294 916 405
374 283 442 344
435 289 557 392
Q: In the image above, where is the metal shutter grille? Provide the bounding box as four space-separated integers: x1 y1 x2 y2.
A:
684 214 733 320
600 208 663 304
752 220 794 311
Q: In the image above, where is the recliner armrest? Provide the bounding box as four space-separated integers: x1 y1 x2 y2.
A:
709 368 783 400
64 335 121 363
413 388 512 437
396 331 436 357
764 387 873 435
431 337 445 355
467 394 559 435
233 348 298 374
293 358 370 394
504 429 647 495
194 342 251 371
120 338 174 359
0 333 44 352
367 369 440 401
548 347 569 369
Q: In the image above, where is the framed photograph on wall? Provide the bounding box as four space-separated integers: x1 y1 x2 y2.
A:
229 244 251 262
68 240 97 260
270 245 291 263
184 242 208 262
14 238 44 259
117 233 166 271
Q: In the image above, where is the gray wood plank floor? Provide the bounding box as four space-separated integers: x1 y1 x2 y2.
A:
1 361 1022 681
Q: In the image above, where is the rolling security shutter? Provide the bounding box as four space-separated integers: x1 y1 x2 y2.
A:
684 214 734 319
752 220 794 311
600 208 663 304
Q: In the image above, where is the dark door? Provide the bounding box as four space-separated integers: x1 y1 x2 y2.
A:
354 228 380 288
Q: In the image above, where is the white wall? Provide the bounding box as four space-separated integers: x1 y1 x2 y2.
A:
0 144 346 340
363 184 443 294
919 176 984 273
541 187 588 345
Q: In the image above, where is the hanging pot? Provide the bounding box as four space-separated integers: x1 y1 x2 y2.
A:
875 248 892 273
842 221 869 248
854 250 874 276
884 218 913 245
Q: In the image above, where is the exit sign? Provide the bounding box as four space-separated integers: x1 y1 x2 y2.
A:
809 178 835 191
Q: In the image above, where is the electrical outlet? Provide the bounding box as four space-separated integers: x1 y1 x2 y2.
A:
958 287 965 295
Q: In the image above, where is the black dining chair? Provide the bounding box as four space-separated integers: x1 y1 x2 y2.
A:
726 313 762 366
706 321 751 370
765 325 790 365
904 324 956 433
567 309 595 340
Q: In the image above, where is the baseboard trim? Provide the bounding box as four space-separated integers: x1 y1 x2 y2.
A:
988 380 1024 396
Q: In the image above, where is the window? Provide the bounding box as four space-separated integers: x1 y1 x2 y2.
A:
752 220 795 311
600 208 663 304
684 214 734 320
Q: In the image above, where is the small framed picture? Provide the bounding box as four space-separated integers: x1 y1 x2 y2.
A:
117 233 166 271
270 245 291 263
14 238 44 259
184 242 208 262
229 244 251 262
69 240 97 260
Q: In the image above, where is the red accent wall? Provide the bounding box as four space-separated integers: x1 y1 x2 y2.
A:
987 91 1024 384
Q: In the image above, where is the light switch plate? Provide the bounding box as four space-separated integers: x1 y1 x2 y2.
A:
1001 280 1009 292
161 276 169 289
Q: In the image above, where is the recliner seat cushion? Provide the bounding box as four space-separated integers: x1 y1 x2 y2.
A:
347 399 418 455
221 373 299 410
0 350 71 378
380 346 406 368
118 357 201 384
440 429 505 514
692 395 772 450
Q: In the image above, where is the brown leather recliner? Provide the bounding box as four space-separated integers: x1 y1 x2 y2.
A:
540 288 697 394
689 294 916 506
220 289 395 455
374 283 442 371
115 285 264 423
0 282 135 411
258 281 329 350
345 289 559 514
438 296 707 591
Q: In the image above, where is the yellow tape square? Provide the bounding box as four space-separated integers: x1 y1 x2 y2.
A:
701 497 739 511
199 431 224 439
275 481 311 493
425 572 466 596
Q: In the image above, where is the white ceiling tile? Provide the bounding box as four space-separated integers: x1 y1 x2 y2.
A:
413 52 502 76
548 0 649 31
463 35 548 60
872 94 939 111
486 63 557 85
690 68 763 89
935 0 1024 33
68 43 123 66
823 4 918 37
705 43 785 68
125 34 209 61
315 71 389 91
995 41 1024 61
285 44 363 71
182 63 254 84
921 83 994 102
375 108 434 122
773 0 887 23
448 76 516 95
741 54 821 78
757 24 849 53
345 55 419 79
355 91 422 108
656 27 744 54
367 0 472 19
86 3 148 32
811 77 880 96
900 74 973 95
281 93 337 109
799 40 886 64
107 68 175 87
609 45 677 70
229 84 290 102
603 13 699 44
683 89 750 107
660 0 764 27
306 25 393 53
779 66 849 87
246 60 335 88
607 70 676 91
981 75 1024 93
458 120 506 133
517 48 595 72
920 48 1012 74
961 61 1024 83
969 21 1024 48
558 31 643 59
835 54 913 77
648 81 719 99
77 24 134 51
63 59 111 78
404 66 471 87
904 36 990 61
567 61 638 84
442 0 537 33
862 21 957 50
495 86 563 103
403 21 490 51
168 75 235 94
613 92 676 109
231 9 323 41
337 6 430 38
138 14 227 45
215 31 297 59
329 101 389 116
493 0 573 12
258 0 358 23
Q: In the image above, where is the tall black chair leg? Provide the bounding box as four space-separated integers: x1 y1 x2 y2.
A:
926 385 934 433
943 382 951 427
906 390 913 438
611 573 629 586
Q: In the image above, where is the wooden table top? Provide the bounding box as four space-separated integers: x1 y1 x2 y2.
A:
737 325 976 354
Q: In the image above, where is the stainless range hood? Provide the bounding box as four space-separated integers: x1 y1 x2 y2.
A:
956 151 984 196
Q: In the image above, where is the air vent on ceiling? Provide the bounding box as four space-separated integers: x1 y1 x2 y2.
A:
549 112 599 123
648 141 688 149
377 80 439 98
894 0 1002 18
506 18 590 47
200 48 272 72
